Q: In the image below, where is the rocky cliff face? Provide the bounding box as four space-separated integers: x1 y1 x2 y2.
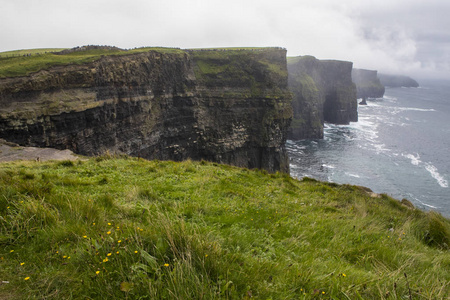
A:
0 48 292 172
352 68 385 99
287 56 357 140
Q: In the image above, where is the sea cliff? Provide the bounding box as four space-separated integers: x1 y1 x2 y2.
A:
378 73 419 87
352 68 385 100
0 47 292 172
287 56 357 140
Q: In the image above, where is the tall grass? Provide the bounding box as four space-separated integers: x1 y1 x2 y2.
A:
0 157 449 299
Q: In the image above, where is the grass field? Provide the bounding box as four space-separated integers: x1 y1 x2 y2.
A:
0 157 448 299
0 47 186 78
0 48 67 58
0 46 285 79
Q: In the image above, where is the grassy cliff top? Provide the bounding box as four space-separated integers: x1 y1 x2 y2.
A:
0 46 285 79
287 55 316 64
0 46 186 78
0 157 448 299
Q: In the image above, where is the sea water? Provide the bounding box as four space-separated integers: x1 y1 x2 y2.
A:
287 80 450 217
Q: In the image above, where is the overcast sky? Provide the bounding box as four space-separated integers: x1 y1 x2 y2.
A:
2 0 449 79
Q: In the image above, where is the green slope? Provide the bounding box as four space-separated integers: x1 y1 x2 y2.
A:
0 47 185 78
0 157 449 299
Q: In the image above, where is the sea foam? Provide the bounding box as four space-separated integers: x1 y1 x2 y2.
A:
425 164 448 188
403 153 421 166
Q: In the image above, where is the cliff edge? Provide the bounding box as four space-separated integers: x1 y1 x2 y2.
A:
287 56 357 140
0 47 292 172
352 68 385 100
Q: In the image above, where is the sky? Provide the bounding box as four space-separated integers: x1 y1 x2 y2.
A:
2 0 450 80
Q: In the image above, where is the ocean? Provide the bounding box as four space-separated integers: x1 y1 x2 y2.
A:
287 80 450 217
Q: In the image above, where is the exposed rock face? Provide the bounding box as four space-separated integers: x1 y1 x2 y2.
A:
0 48 292 172
352 68 385 99
378 74 419 88
287 56 357 140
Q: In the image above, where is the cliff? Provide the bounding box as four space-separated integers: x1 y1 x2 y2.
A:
287 56 357 140
352 68 385 99
378 73 419 87
0 47 292 172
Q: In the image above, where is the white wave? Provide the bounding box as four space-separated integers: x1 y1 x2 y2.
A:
389 107 436 115
322 164 335 169
401 107 436 112
403 153 421 166
346 172 361 178
414 197 439 209
425 164 448 188
383 95 397 102
373 143 390 153
350 117 379 143
364 102 383 107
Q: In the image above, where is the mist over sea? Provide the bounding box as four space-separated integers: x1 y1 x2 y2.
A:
287 80 450 217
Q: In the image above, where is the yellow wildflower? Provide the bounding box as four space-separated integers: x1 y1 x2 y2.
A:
103 258 109 263
24 277 30 281
63 256 67 258
164 263 169 267
342 273 346 277
96 271 100 275
107 231 111 235
108 223 111 226
116 251 119 254
134 251 138 254
83 235 87 238
93 222 96 226
118 240 122 243
107 253 112 256
20 262 25 266
9 250 14 253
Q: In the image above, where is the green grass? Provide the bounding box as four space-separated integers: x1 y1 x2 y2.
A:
0 47 186 78
0 49 68 58
0 157 449 299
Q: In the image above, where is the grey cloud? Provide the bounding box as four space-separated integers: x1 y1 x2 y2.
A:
1 0 449 79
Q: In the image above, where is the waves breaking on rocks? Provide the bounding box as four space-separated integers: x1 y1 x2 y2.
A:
287 81 450 217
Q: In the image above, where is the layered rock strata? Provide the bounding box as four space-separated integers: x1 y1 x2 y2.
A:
287 56 357 140
0 48 292 172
